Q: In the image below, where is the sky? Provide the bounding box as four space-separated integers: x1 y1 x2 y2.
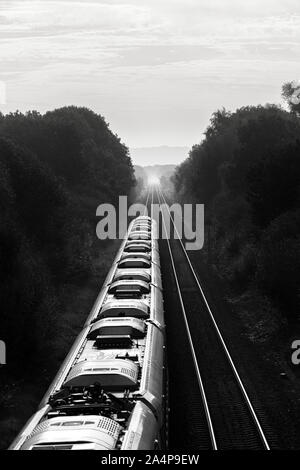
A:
1 0 300 165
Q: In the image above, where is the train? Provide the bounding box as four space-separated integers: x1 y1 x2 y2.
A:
10 216 166 451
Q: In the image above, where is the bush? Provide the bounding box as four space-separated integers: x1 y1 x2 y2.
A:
0 107 135 367
174 102 300 322
256 210 300 317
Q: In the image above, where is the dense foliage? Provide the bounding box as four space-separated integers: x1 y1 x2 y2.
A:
174 95 300 319
0 107 135 367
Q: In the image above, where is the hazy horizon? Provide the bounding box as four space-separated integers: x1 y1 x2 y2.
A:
1 1 300 159
130 145 189 166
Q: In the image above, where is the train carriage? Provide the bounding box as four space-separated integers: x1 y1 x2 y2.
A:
10 216 165 451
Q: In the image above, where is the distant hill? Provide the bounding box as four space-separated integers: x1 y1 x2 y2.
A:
130 146 189 166
134 164 176 184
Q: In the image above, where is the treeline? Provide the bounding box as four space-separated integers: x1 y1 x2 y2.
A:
0 106 135 367
174 87 300 321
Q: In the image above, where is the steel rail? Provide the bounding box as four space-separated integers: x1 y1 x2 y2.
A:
155 186 218 450
157 186 270 450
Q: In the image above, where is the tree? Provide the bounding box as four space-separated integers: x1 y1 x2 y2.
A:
282 81 300 115
173 91 300 320
0 106 136 366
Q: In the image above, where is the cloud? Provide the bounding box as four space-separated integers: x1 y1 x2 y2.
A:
115 45 224 67
1 0 300 148
0 1 155 38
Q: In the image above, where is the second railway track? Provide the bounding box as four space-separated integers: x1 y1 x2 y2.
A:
152 185 270 450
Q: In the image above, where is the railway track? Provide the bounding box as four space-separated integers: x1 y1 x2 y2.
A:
150 184 270 450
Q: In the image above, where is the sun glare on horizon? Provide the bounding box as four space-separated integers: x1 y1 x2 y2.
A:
148 176 160 186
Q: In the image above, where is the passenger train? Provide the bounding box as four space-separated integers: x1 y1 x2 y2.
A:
10 216 166 451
